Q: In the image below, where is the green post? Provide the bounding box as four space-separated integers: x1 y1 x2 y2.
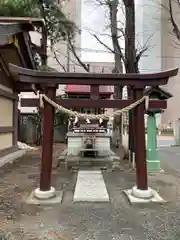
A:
146 112 160 171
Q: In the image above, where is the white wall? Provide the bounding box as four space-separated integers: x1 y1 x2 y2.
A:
137 0 162 73
48 0 82 72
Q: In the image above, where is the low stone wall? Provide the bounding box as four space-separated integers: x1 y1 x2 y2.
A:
67 132 111 156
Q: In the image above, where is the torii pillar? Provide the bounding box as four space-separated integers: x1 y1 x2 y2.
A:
124 87 154 200
34 85 57 199
133 88 148 191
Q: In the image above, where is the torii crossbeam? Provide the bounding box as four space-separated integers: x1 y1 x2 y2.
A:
10 64 178 201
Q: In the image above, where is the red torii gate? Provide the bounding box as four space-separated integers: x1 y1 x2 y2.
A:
10 64 178 200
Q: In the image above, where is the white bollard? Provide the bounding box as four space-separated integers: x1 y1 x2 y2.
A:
175 119 180 145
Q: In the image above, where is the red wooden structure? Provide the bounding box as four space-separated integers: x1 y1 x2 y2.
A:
65 84 112 95
64 84 112 115
9 63 178 197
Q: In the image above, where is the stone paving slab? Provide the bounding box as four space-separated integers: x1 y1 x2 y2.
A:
73 170 109 202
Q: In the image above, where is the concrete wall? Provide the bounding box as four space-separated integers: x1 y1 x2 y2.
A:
136 0 180 125
160 0 180 125
47 0 82 73
137 0 162 73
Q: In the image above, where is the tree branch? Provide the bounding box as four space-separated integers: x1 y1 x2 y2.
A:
93 34 125 65
54 47 88 70
67 37 90 72
93 34 115 54
136 46 148 63
53 50 67 72
135 33 153 64
169 0 180 41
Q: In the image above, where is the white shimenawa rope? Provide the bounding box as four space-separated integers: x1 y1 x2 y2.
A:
39 93 149 120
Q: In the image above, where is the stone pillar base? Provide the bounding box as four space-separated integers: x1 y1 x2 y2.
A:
124 185 165 203
34 186 56 199
132 186 153 199
147 159 160 171
25 188 63 205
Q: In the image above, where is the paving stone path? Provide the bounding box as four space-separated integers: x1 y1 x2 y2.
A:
73 170 109 202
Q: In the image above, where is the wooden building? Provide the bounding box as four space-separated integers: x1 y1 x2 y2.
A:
0 17 43 161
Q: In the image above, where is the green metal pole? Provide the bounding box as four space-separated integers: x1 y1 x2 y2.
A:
146 112 160 171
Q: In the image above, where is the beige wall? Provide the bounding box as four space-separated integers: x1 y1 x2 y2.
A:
0 133 13 150
0 96 13 127
160 1 180 125
47 0 82 73
0 86 14 150
135 1 180 125
67 61 114 73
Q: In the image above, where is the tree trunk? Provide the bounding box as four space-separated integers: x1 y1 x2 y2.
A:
109 0 123 146
38 0 48 66
124 0 136 73
123 0 136 157
41 26 48 66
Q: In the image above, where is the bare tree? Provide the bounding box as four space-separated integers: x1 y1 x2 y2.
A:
92 0 124 146
91 0 148 148
93 0 148 73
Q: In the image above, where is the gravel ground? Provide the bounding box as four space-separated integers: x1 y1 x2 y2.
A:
0 145 180 239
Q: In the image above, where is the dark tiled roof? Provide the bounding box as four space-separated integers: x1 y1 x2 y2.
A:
144 86 173 99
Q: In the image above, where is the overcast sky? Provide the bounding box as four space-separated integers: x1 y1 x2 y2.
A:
81 0 114 62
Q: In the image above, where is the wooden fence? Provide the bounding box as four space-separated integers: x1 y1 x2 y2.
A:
19 113 68 145
157 124 174 136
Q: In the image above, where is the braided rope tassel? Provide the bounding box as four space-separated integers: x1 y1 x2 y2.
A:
39 94 44 108
145 95 149 110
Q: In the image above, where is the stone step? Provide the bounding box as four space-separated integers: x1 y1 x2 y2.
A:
66 157 113 170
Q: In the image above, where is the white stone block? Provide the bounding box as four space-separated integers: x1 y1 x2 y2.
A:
124 187 165 204
67 135 111 156
0 149 27 168
73 170 109 202
67 136 82 155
